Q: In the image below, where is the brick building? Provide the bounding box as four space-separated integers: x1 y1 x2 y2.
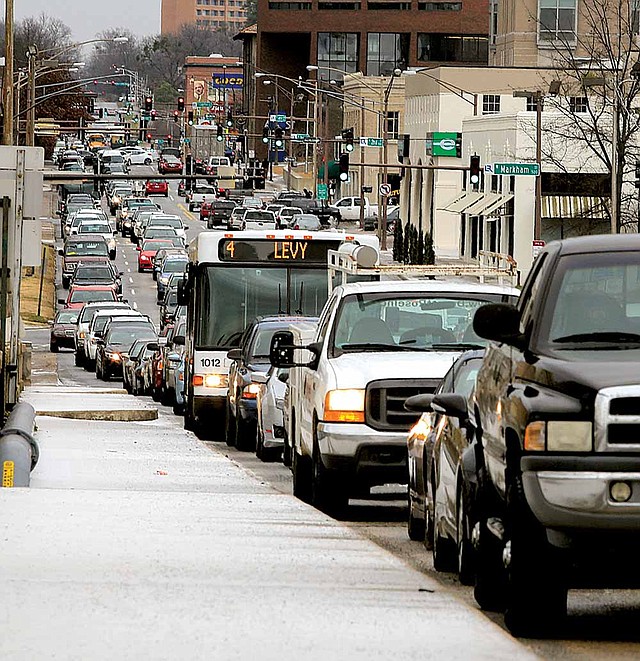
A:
161 0 247 33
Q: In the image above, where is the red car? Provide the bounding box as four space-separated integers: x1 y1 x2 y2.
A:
146 179 169 196
137 238 181 273
158 156 183 174
62 285 118 309
200 201 212 221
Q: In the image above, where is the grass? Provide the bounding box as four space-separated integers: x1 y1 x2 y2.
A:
20 244 56 325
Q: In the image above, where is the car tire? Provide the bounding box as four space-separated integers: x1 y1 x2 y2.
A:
109 250 116 260
165 192 169 197
235 411 255 452
457 484 476 586
161 387 172 406
62 276 70 289
282 427 292 467
74 350 83 367
311 441 348 516
432 477 457 572
138 266 143 273
49 341 58 353
188 204 194 212
144 158 151 166
172 402 184 416
292 449 312 503
224 400 236 446
95 360 103 380
407 487 426 542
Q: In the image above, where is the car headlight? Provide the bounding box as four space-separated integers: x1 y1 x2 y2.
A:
324 389 365 423
159 277 169 285
106 352 121 362
78 331 85 339
524 420 592 452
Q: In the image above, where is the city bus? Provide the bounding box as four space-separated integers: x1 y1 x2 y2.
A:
179 229 379 432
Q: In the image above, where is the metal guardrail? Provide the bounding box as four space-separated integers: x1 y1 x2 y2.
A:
0 402 38 488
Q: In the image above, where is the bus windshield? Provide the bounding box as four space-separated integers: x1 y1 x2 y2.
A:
196 266 328 348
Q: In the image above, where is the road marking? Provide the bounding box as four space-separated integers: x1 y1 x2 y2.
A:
133 301 138 309
131 288 136 295
129 277 133 283
127 268 131 273
124 260 128 266
177 203 195 220
169 195 174 201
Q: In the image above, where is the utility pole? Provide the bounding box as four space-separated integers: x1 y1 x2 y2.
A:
2 0 14 145
535 91 543 240
26 50 37 147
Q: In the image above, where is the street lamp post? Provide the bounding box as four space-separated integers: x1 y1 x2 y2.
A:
380 69 401 251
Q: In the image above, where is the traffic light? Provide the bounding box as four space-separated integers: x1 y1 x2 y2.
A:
217 124 224 142
177 96 185 112
274 127 284 148
187 111 194 126
262 126 269 144
338 153 349 182
173 110 180 123
144 96 153 112
167 135 172 146
150 109 157 120
469 154 481 186
342 127 354 152
146 132 152 141
226 110 233 128
97 108 104 119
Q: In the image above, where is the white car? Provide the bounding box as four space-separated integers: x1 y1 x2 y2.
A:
75 301 131 366
76 220 117 259
147 214 188 241
253 366 289 461
125 147 157 166
85 309 143 368
277 207 303 228
241 210 277 231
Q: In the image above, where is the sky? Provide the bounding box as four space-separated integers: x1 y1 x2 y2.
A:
15 0 161 42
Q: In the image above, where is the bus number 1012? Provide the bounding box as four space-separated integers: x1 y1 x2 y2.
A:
200 357 221 368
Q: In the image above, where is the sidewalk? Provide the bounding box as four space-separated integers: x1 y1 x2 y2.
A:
0 388 536 661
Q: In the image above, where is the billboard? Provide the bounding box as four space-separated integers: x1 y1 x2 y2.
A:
211 73 243 90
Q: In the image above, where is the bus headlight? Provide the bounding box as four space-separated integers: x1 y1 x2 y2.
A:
324 389 365 423
205 374 228 388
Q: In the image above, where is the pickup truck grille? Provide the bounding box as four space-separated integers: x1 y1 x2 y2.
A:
366 379 440 431
595 386 640 450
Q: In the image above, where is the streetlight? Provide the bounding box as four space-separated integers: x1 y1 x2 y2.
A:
403 68 478 115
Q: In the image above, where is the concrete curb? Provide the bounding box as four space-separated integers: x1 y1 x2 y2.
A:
36 409 158 421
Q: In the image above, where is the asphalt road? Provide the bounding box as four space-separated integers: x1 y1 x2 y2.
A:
46 166 640 659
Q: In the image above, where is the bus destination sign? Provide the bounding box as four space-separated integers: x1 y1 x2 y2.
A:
219 239 342 263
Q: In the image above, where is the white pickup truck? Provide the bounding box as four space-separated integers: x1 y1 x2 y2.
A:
271 277 520 515
187 184 217 211
332 196 398 223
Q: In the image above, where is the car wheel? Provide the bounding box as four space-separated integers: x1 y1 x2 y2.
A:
457 484 475 586
255 420 265 460
161 387 172 406
224 400 236 446
74 350 83 367
235 411 255 452
172 401 184 416
62 276 70 289
165 191 169 197
95 360 103 380
109 250 116 260
311 440 348 516
144 158 151 166
188 204 194 212
282 427 292 467
432 478 457 572
407 486 426 542
292 449 312 503
138 266 143 273
49 341 58 353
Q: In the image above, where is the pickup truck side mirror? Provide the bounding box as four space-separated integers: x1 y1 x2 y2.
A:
227 348 242 361
473 303 524 348
173 335 185 346
432 393 468 420
277 371 289 384
404 393 434 413
269 331 320 369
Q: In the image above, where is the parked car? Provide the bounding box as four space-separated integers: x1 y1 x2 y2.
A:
49 309 79 352
405 349 484 586
253 367 289 461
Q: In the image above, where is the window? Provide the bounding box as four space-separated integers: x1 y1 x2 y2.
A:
317 33 359 79
489 0 498 45
385 111 399 139
569 96 587 113
633 0 640 33
526 97 538 111
318 1 360 7
417 34 488 63
482 94 500 114
368 1 411 8
367 33 409 76
539 0 576 42
418 1 462 8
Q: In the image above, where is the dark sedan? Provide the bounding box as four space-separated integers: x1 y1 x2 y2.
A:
49 309 79 352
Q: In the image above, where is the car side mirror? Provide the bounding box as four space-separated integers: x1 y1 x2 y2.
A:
55 210 61 216
173 335 185 346
146 342 159 352
251 372 269 385
177 280 189 305
136 245 141 251
58 249 64 256
431 393 469 421
95 338 104 345
57 297 66 304
185 226 189 230
404 393 434 413
277 371 289 384
227 348 242 361
473 303 524 348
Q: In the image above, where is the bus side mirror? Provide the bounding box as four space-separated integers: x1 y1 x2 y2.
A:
177 280 189 305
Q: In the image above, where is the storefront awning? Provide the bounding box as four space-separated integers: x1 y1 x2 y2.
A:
482 193 514 217
463 192 503 216
542 195 608 220
441 191 484 213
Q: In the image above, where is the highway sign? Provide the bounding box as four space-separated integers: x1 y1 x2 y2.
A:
491 162 540 176
360 137 384 148
317 183 328 200
379 183 391 196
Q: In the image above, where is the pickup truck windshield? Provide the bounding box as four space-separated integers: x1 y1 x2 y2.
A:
65 241 108 256
542 253 640 351
332 293 512 354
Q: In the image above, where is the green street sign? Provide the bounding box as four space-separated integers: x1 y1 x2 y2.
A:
426 132 461 157
194 101 212 108
492 162 540 176
317 183 328 200
359 137 383 148
291 133 310 140
156 139 165 145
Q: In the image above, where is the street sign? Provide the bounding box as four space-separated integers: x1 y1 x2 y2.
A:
360 137 384 148
379 183 391 196
291 133 310 141
193 101 212 108
156 139 165 145
317 183 328 201
532 239 545 258
426 132 462 158
491 162 540 176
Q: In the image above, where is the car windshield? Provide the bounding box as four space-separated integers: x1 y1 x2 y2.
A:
106 325 156 346
246 212 274 221
146 229 176 237
70 289 115 303
143 241 173 251
540 253 640 352
65 241 108 256
79 304 124 323
74 268 114 282
331 293 514 355
163 260 187 273
56 311 78 324
151 218 182 228
79 224 110 234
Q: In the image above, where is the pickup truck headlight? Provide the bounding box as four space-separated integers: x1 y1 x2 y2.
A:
324 389 365 423
524 420 592 451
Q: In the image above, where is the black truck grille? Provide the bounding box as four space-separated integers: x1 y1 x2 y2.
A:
366 379 440 431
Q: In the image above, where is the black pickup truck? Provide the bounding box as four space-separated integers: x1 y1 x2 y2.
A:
471 234 640 636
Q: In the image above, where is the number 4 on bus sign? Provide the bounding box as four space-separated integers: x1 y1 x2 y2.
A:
225 241 235 258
